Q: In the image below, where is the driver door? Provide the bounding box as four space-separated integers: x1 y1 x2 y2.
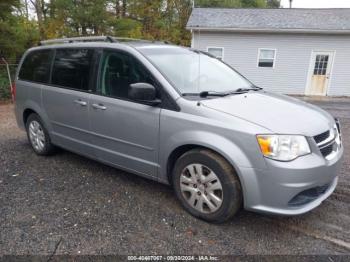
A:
89 50 161 178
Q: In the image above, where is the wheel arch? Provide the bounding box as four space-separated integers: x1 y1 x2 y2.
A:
166 144 202 185
21 100 52 133
23 108 37 125
166 142 246 187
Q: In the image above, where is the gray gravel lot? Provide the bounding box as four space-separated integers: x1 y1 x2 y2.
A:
0 98 349 255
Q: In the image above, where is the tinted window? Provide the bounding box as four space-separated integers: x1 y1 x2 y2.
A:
99 51 156 99
18 50 52 83
52 49 94 90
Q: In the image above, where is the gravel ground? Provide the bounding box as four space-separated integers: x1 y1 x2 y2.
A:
0 99 349 256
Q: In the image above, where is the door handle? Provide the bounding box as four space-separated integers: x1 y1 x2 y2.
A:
74 99 87 106
92 103 107 110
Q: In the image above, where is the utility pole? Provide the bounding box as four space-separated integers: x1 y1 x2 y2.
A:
289 0 293 8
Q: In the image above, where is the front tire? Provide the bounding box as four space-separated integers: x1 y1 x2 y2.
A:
26 113 56 155
172 148 242 223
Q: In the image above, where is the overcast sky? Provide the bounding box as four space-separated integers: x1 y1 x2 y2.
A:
280 0 350 8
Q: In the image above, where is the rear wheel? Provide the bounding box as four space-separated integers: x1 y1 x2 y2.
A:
172 148 242 223
26 113 56 155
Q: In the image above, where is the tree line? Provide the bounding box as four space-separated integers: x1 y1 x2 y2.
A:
0 0 280 62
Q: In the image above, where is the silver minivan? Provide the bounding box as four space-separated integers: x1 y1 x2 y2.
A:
14 37 343 222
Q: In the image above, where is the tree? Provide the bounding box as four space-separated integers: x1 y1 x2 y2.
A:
195 0 241 8
267 0 280 8
29 0 47 39
45 0 110 36
0 0 39 61
195 0 280 8
1 0 282 63
241 0 266 7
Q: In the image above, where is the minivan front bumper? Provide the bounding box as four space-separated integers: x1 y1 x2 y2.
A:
239 145 343 216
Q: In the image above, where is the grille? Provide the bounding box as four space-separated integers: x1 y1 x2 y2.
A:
314 130 330 144
320 144 334 157
288 184 330 206
313 129 337 159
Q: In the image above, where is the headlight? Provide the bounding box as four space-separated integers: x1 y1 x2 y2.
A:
257 135 311 161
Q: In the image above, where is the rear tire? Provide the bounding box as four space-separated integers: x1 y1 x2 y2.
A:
25 113 56 156
172 148 242 223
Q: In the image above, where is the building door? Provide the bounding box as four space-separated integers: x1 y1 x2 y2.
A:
306 51 334 96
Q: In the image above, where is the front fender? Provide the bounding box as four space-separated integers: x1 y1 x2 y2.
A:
159 130 265 185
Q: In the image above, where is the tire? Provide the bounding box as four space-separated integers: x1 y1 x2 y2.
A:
25 113 56 156
172 148 242 223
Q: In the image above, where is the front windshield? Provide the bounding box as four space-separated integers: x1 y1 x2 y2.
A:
140 46 253 94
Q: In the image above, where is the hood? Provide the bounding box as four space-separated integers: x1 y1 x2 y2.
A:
201 91 334 136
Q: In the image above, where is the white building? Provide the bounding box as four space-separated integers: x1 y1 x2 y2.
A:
187 8 350 96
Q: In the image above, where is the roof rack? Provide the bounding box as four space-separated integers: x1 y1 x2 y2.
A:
39 36 171 46
39 36 116 45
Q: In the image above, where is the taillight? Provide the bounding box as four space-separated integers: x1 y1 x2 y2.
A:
11 82 16 102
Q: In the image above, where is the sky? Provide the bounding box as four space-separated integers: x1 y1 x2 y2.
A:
280 0 350 8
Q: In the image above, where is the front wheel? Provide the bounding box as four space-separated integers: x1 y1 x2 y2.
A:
172 149 242 223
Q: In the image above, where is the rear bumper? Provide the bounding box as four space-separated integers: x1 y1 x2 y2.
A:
239 146 343 216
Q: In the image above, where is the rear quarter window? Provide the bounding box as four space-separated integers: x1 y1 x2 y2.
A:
18 50 53 83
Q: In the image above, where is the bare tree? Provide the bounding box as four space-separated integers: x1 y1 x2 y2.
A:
122 0 126 17
29 0 46 39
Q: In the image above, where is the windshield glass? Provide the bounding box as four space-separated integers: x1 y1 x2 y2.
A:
139 46 253 94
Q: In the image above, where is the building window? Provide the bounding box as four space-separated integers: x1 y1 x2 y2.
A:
258 49 276 68
207 47 224 60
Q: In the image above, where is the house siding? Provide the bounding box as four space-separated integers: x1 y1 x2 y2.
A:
192 31 350 96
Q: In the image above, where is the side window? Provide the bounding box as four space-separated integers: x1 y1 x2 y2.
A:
18 50 53 83
99 51 156 99
52 48 94 91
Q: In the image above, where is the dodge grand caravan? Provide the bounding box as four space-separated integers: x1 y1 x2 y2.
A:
14 36 343 222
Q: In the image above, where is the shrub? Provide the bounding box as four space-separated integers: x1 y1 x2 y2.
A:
0 71 11 100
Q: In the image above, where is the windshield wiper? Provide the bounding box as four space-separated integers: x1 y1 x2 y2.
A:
183 87 263 98
235 86 263 92
182 90 249 98
199 91 231 97
182 91 232 98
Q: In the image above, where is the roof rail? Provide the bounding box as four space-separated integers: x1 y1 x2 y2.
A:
39 36 116 45
39 36 171 46
113 37 172 45
113 37 148 42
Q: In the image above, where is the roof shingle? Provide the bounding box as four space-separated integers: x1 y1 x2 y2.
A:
187 8 350 32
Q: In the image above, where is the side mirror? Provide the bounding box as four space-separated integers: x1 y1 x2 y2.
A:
128 83 161 106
